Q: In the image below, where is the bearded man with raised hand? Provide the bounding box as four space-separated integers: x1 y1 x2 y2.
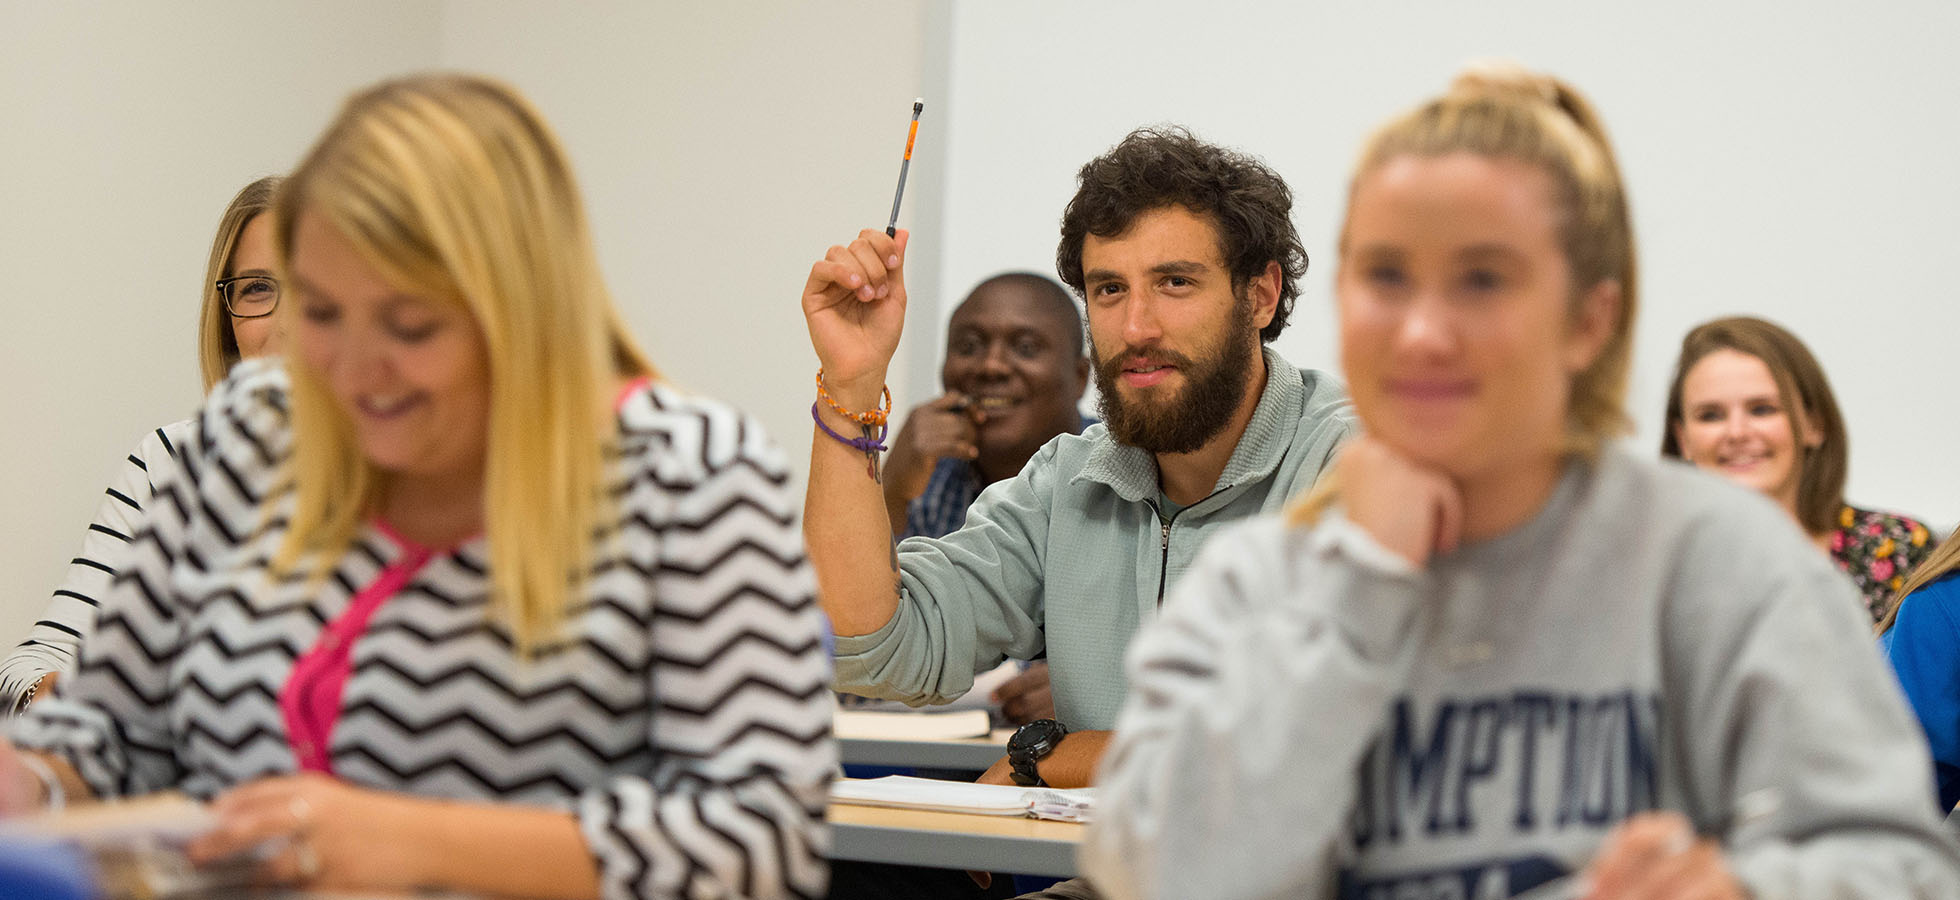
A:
800 126 1354 795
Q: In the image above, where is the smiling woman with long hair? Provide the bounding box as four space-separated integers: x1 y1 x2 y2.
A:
1661 316 1932 623
1080 64 1958 899
2 74 832 900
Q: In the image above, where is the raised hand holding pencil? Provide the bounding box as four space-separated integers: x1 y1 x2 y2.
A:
801 99 931 455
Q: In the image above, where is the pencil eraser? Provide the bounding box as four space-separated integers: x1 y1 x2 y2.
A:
913 98 924 112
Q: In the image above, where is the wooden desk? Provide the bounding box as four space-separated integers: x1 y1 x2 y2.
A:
838 726 1015 771
286 893 478 899
827 801 1085 877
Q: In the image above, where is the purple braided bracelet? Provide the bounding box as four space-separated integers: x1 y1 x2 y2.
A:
812 403 888 453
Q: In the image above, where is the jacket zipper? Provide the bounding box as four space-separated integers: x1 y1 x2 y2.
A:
1155 516 1173 605
1152 483 1234 606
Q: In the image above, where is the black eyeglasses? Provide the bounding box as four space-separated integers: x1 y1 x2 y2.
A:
215 274 280 319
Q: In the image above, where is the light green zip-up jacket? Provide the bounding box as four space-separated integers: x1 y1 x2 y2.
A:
832 348 1355 731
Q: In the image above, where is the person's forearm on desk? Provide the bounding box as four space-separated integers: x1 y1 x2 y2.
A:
0 743 94 814
404 799 601 900
977 730 1111 790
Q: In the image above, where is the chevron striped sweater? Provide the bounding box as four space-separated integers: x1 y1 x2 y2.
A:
0 419 194 711
10 360 836 900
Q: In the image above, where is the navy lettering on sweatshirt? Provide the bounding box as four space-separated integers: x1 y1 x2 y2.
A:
1345 690 1662 897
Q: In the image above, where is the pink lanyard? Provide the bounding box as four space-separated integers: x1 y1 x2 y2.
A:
278 525 435 774
278 378 650 773
613 376 652 412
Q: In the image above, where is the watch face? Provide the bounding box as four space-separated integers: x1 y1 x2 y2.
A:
1010 718 1066 757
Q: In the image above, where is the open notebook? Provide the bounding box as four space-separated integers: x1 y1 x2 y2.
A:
1 794 270 899
831 775 1095 823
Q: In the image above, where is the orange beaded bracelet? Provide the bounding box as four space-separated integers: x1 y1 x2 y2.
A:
815 368 893 427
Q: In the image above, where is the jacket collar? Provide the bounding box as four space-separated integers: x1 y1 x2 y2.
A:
1073 347 1305 503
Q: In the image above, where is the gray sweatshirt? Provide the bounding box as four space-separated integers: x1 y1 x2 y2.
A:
1083 449 1960 899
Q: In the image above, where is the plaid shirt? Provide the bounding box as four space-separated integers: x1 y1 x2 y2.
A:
900 416 1094 540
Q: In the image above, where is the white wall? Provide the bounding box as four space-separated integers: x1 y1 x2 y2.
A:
435 1 940 485
5 1 1954 646
0 1 441 641
935 0 1960 529
0 1 935 644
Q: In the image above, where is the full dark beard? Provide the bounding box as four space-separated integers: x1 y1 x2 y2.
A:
1093 305 1260 455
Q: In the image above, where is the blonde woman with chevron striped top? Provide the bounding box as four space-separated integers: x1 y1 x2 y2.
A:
1 73 833 900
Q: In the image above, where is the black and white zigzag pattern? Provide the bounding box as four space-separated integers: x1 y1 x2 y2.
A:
0 420 195 711
10 360 835 900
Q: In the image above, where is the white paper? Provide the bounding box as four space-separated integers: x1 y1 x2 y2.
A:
1 793 216 847
830 775 1095 821
834 708 994 741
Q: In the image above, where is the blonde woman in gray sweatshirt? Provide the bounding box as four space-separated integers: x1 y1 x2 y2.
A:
1082 65 1960 899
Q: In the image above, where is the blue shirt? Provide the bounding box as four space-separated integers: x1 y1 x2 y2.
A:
900 457 985 540
1882 570 1960 812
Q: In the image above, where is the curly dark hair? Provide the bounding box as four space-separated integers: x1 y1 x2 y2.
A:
1056 125 1307 343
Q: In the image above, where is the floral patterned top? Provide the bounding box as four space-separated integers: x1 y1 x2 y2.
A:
1831 504 1934 623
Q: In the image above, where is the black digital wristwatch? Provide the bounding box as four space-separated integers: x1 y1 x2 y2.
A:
1006 718 1068 787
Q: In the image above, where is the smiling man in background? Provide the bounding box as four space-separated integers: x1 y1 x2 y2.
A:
883 272 1091 542
861 272 1090 727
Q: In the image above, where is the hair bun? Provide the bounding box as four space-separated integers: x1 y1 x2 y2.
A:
1448 60 1562 107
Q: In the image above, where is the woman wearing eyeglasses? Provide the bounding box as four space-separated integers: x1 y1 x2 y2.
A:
0 176 286 713
200 177 287 385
